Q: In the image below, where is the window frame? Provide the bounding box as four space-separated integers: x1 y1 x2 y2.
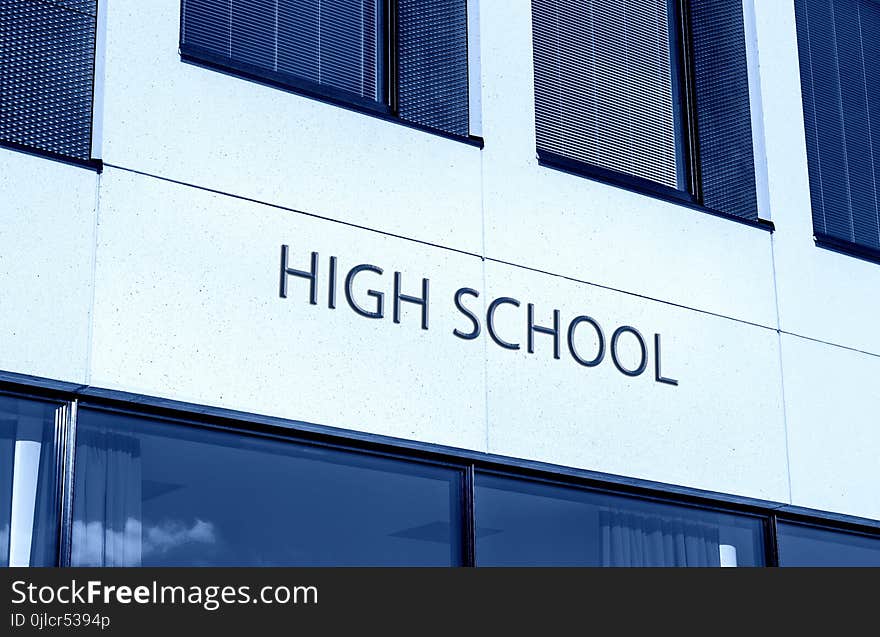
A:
177 0 484 147
533 0 773 231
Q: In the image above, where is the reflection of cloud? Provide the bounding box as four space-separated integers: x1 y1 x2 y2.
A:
72 518 142 566
0 524 8 563
143 519 216 556
72 518 216 566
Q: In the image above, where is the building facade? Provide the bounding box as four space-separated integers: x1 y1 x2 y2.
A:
1 0 879 566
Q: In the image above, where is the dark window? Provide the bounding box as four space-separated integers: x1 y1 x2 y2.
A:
0 394 61 567
795 0 880 261
531 0 760 221
778 521 880 566
0 0 98 162
70 409 464 566
475 473 765 566
180 0 470 137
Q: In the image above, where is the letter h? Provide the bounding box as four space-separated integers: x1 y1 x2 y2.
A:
279 246 319 304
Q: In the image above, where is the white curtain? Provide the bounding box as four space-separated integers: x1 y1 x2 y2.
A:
71 428 143 566
600 509 721 567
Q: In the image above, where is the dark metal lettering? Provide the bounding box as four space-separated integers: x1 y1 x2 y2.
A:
344 264 385 319
610 326 648 377
567 316 605 367
279 246 318 305
393 272 429 330
527 304 560 359
453 288 481 340
654 333 679 386
487 297 521 350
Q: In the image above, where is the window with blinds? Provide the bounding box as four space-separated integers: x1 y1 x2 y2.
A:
180 0 470 138
531 0 760 222
0 0 98 163
795 0 880 260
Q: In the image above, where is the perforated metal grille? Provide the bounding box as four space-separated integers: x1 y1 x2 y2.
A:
796 0 880 249
397 0 469 136
0 0 97 161
691 0 758 219
532 0 680 189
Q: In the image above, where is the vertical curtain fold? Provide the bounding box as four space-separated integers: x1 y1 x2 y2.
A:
72 427 143 566
600 509 721 566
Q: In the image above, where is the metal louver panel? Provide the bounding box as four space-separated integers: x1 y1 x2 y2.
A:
397 0 469 137
531 0 680 190
181 0 380 104
796 0 880 250
0 0 97 161
690 0 759 220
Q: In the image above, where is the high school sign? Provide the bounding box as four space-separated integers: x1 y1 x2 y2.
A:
279 245 679 386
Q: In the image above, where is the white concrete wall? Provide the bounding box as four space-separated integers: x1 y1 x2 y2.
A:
1 0 878 520
0 149 98 384
88 168 487 449
751 1 880 519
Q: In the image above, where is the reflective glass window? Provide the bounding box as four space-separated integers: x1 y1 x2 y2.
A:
71 409 463 566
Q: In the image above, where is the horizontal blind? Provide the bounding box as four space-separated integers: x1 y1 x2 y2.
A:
397 0 469 136
0 0 97 161
532 0 680 190
690 0 759 220
182 0 380 103
796 0 880 250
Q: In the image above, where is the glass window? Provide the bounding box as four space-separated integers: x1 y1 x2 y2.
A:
180 0 470 137
795 0 880 259
0 394 61 567
0 0 97 161
778 521 880 566
71 409 463 566
475 473 765 566
531 0 760 220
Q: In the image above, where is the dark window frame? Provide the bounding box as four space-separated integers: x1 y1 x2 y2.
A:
177 0 484 148
534 0 772 231
1 378 878 567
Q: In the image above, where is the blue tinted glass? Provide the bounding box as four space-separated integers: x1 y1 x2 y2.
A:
778 522 880 566
475 473 764 567
71 409 463 566
0 395 60 567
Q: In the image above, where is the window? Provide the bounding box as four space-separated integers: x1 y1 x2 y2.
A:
0 0 98 163
778 521 880 566
70 408 464 566
795 0 880 262
474 473 766 566
0 394 61 567
531 0 762 223
179 0 471 138
2 383 879 568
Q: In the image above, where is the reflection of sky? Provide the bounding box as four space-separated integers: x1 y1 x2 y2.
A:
137 438 459 566
144 518 216 555
72 518 217 566
76 411 461 566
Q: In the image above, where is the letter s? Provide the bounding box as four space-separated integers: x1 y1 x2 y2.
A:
453 288 481 340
